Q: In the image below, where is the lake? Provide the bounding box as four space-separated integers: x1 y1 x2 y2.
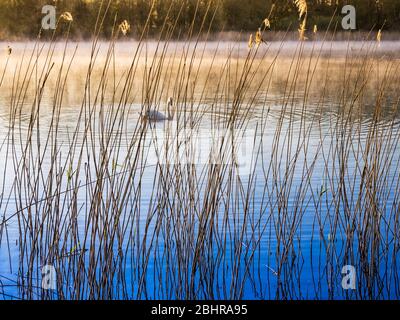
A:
0 40 399 300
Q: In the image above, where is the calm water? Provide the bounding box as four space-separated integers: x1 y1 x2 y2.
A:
0 41 399 300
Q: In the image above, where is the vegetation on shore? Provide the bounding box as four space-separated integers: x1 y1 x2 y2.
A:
0 0 397 40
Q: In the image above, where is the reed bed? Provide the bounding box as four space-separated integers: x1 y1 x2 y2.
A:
0 1 399 300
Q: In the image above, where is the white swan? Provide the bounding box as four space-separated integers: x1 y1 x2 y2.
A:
142 97 174 122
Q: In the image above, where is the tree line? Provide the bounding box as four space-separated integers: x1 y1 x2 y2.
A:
0 0 398 40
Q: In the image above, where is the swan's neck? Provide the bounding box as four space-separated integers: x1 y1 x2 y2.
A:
167 102 173 120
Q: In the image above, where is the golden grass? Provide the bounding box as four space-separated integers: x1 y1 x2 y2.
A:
294 0 308 40
119 20 131 36
60 12 74 22
294 0 307 19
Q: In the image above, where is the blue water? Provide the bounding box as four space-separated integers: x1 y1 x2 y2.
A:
0 97 400 299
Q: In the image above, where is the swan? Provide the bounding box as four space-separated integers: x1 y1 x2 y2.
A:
142 97 174 122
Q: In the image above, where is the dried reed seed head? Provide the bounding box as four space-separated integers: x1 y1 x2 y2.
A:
248 34 254 49
377 29 382 42
60 12 73 22
119 20 131 35
255 29 262 46
294 0 308 19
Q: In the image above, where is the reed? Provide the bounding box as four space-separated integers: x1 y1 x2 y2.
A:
0 1 399 300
